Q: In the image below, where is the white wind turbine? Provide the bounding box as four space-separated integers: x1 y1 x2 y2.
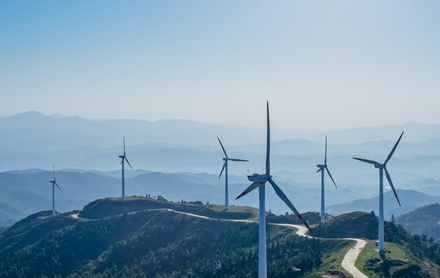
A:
217 137 248 210
119 136 132 199
353 132 404 252
49 165 60 216
236 101 312 278
316 137 337 222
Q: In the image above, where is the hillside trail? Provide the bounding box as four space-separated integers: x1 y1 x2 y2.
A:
71 209 367 278
276 223 367 278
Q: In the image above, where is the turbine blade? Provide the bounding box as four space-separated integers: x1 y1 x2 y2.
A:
229 158 249 162
316 168 322 173
268 178 312 233
236 182 261 200
217 137 228 158
384 167 401 207
325 167 338 189
353 157 379 165
324 136 327 165
125 158 132 169
266 101 270 175
123 136 126 156
55 182 61 191
384 131 404 165
53 164 56 179
218 162 226 179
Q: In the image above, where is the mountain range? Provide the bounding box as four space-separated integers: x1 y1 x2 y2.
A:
396 203 440 243
2 111 440 228
1 167 440 228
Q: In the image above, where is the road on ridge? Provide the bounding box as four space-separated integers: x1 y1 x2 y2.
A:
275 223 367 278
71 209 367 278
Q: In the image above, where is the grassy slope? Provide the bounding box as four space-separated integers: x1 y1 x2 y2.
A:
308 210 440 277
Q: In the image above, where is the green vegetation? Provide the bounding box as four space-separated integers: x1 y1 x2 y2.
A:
304 240 353 278
1 198 440 277
309 210 440 277
311 211 378 239
353 217 440 277
0 205 345 278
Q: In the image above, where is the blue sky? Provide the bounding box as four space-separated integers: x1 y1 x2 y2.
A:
1 1 439 132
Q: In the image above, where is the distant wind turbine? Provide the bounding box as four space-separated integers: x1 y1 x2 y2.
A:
236 101 311 278
217 137 248 210
353 132 404 253
49 165 60 216
316 137 337 222
119 136 132 199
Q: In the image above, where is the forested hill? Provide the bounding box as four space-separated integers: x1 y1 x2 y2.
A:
1 197 440 277
0 199 341 278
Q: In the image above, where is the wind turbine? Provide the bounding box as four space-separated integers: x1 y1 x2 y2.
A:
119 136 132 199
353 132 404 253
316 136 337 222
49 165 60 216
217 137 248 210
236 101 311 278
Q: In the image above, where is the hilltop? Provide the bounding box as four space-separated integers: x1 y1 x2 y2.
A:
79 196 321 225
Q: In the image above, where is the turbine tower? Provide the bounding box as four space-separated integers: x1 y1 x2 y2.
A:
236 101 311 278
49 165 60 216
316 136 337 222
119 136 132 199
217 137 248 210
353 132 404 253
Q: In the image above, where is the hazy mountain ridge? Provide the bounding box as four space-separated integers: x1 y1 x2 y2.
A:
327 189 440 219
396 203 440 243
2 111 440 230
2 111 440 184
1 168 439 229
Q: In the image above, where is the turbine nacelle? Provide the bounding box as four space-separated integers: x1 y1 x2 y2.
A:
374 163 385 169
247 173 271 183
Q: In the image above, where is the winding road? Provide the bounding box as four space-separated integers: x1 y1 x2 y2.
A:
71 209 367 278
280 223 367 278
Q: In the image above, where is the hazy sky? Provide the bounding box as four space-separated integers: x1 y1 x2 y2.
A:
1 1 439 132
